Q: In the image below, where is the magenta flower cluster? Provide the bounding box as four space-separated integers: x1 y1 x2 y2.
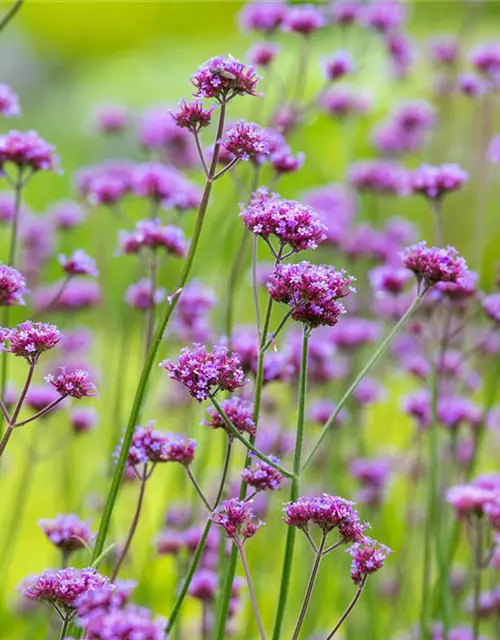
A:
59 249 99 278
122 422 197 468
347 538 392 586
240 456 284 492
222 121 269 161
211 499 264 543
190 55 261 102
410 163 469 200
46 368 97 399
38 514 93 553
1 321 62 363
402 242 469 287
204 397 256 437
0 130 59 173
171 100 214 133
0 264 27 306
119 219 187 257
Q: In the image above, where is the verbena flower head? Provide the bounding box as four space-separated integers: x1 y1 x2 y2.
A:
267 261 355 328
121 422 196 468
190 55 261 102
401 242 468 288
240 189 327 252
211 499 264 542
320 87 371 119
203 397 256 437
161 344 247 402
483 293 500 324
240 456 284 491
330 0 359 25
172 281 217 342
347 537 392 585
0 130 59 172
385 31 414 79
92 105 128 134
458 72 489 97
125 280 165 311
324 50 354 81
171 100 214 133
71 407 98 434
50 200 86 231
222 121 269 161
59 250 98 278
188 569 218 601
119 219 187 257
137 107 196 169
38 514 93 553
349 161 409 195
46 368 97 399
283 4 326 35
0 264 27 306
446 484 494 518
248 42 280 68
369 264 412 296
74 580 135 621
360 0 406 34
21 567 108 614
34 280 101 313
429 36 459 67
82 604 166 640
239 2 286 34
131 163 190 206
1 321 62 363
0 84 20 117
410 163 468 199
26 384 61 412
470 42 500 80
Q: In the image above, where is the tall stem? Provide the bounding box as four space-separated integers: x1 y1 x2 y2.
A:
291 533 327 640
324 577 367 640
186 466 211 512
0 0 24 33
224 228 250 338
111 471 148 582
91 101 227 564
472 519 484 640
0 361 36 459
58 616 70 640
302 290 427 472
237 542 266 640
272 326 309 640
431 199 444 247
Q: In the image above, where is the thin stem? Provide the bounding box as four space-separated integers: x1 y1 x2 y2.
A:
186 466 211 513
262 309 293 352
110 471 149 582
213 157 240 181
322 540 344 556
272 326 309 640
33 275 72 319
324 577 367 640
91 100 228 564
252 234 261 339
431 199 444 247
302 290 427 473
0 362 36 459
208 396 294 479
472 519 484 640
237 542 266 640
292 35 311 105
13 395 66 428
58 616 70 640
165 439 232 634
0 397 10 423
193 131 209 177
0 0 23 33
225 228 250 339
291 533 327 640
302 528 318 554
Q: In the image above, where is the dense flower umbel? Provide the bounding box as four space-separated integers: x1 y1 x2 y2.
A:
0 84 20 117
410 163 468 199
50 200 86 230
1 321 62 363
59 250 99 278
0 265 27 306
320 87 371 119
171 100 214 133
131 163 191 206
161 344 247 401
401 242 469 287
240 189 327 252
0 130 59 172
74 580 136 621
83 605 166 640
347 537 392 586
121 423 197 468
222 121 269 161
45 368 97 399
267 261 355 328
38 514 93 553
241 456 284 491
204 397 256 437
21 567 108 614
119 219 187 257
248 42 280 68
190 55 261 102
284 494 366 541
211 499 264 542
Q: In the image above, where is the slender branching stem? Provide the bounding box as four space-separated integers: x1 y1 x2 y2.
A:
324 576 367 640
472 519 485 640
236 541 267 640
0 361 36 459
13 395 66 428
186 466 212 513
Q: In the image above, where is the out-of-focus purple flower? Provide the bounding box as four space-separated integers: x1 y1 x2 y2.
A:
239 2 286 34
435 270 478 304
241 189 326 253
212 499 263 542
38 514 93 554
92 105 128 134
384 31 414 79
360 1 405 34
59 250 98 278
353 378 385 405
303 183 356 246
402 390 431 429
458 72 489 97
285 328 348 383
131 163 189 207
49 200 86 231
447 483 495 518
470 42 500 81
34 280 101 313
74 580 135 621
347 537 392 585
283 4 326 36
272 104 302 136
483 293 500 324
0 130 59 172
241 456 284 492
171 281 216 342
349 160 409 195
190 55 262 102
137 107 197 169
308 399 348 427
82 604 166 639
120 422 196 468
369 264 412 297
373 100 435 157
75 160 134 201
46 368 97 399
0 264 27 306
438 395 482 430
0 84 20 117
248 42 280 68
25 385 61 412
125 279 165 311
270 147 305 175
429 36 459 66
402 241 469 287
161 344 247 402
327 317 382 351
222 121 269 161
329 0 359 26
350 458 391 489
171 100 214 133
410 163 468 199
488 136 500 164
204 397 256 437
1 321 61 363
324 50 354 81
71 407 98 434
0 191 27 223
119 219 187 257
156 529 185 555
188 569 218 601
320 87 371 118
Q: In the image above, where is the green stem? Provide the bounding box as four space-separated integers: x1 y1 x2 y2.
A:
0 0 23 33
0 361 36 459
472 519 484 640
186 466 212 512
236 542 266 640
324 577 367 640
272 325 309 640
301 290 427 473
224 227 250 338
91 101 227 564
58 617 70 640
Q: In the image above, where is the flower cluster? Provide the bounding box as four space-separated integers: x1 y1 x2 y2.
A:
38 514 93 554
46 368 97 399
0 84 20 117
211 499 264 542
239 2 286 33
84 605 166 639
204 397 256 437
171 100 214 133
125 279 165 311
240 456 284 492
410 163 468 200
222 121 269 161
347 537 392 586
0 130 59 172
119 219 187 257
349 161 409 195
0 264 27 306
447 475 500 526
59 250 99 278
1 321 62 363
122 423 197 469
190 55 261 101
401 242 469 287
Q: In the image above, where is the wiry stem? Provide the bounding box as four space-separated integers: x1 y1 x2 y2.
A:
324 577 367 640
236 541 266 640
472 519 484 640
0 361 36 459
0 0 24 34
186 465 212 513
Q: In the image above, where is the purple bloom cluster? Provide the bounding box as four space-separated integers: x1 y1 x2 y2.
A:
360 0 406 34
161 344 247 401
320 87 371 119
84 605 165 640
267 261 355 328
401 242 469 287
324 49 354 81
483 293 500 324
119 219 187 257
0 130 59 172
122 423 196 468
373 101 435 156
59 250 99 278
172 281 216 342
239 1 286 34
131 163 196 208
74 580 135 621
1 321 62 363
171 100 214 133
50 200 86 231
38 514 93 553
125 280 165 311
190 55 261 102
248 42 280 68
222 121 269 161
204 397 256 437
349 161 409 195
137 107 197 169
283 4 326 36
347 537 392 586
0 84 20 117
410 163 468 199
211 499 263 542
46 368 97 399
0 264 27 306
92 105 128 134
240 456 284 492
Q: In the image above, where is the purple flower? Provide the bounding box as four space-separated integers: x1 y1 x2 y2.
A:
121 423 196 467
369 264 412 296
0 130 59 172
458 72 489 97
240 189 326 252
438 395 481 430
190 55 261 102
270 147 305 175
285 328 348 383
171 100 214 133
34 280 100 313
354 378 385 406
46 368 97 399
49 200 86 230
125 279 165 311
324 49 354 81
59 250 98 278
204 397 256 437
156 529 185 555
349 161 409 195
303 184 356 246
248 42 280 68
83 605 166 640
0 84 20 117
488 136 500 164
470 42 500 81
71 407 98 434
162 434 197 465
92 105 128 134
401 241 468 287
74 580 135 621
350 458 391 489
222 121 269 161
429 36 459 66
119 219 187 257
131 163 191 207
0 264 27 306
21 567 108 613
447 484 494 518
239 2 286 34
1 321 62 363
137 107 197 169
267 261 355 328
410 163 468 199
327 317 382 351
161 344 247 402
86 172 129 206
347 537 392 585
329 0 359 26
282 4 326 35
320 87 371 118
483 294 500 324
188 569 218 601
241 456 284 492
384 31 414 79
360 1 406 34
211 499 264 542
38 514 93 554
25 384 61 412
